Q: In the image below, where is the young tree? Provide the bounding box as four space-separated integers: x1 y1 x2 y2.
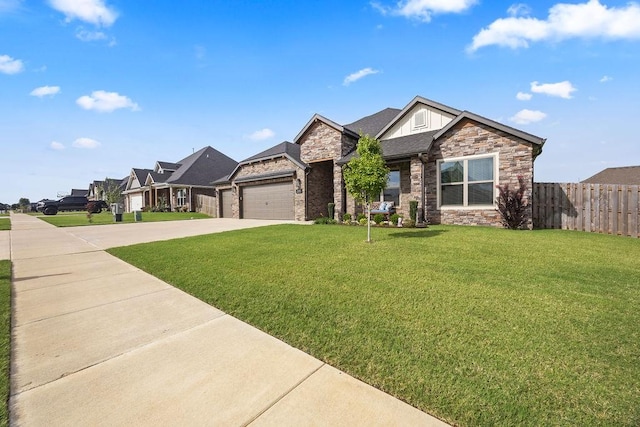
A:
343 134 389 242
100 178 123 205
18 197 31 212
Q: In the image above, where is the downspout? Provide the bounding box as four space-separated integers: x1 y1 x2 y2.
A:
418 153 427 225
304 168 310 221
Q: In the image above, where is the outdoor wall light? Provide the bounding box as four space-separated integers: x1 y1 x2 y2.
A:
295 178 303 194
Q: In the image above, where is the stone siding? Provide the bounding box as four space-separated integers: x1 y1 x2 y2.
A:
425 120 534 228
226 157 306 221
300 121 342 163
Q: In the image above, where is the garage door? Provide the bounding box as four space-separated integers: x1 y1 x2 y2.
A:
130 194 143 212
242 182 294 220
220 189 233 218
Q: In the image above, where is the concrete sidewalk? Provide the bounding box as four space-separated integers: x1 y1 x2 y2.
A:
9 213 448 426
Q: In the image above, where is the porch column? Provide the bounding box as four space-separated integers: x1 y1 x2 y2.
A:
332 162 343 220
410 157 424 220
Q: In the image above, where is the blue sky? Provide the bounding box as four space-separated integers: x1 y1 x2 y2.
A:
1 0 639 203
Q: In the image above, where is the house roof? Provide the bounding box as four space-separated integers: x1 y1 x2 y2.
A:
293 114 358 143
146 171 172 184
156 161 181 171
344 108 402 137
70 188 88 196
581 166 640 185
227 141 307 182
166 146 238 186
337 131 438 165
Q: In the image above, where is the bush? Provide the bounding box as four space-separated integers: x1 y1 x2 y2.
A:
356 213 366 222
373 213 384 225
409 200 418 222
342 213 352 223
314 217 337 225
403 219 415 228
358 218 368 226
496 176 529 230
390 213 400 226
327 203 335 219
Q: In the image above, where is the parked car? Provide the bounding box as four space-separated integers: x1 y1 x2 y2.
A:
38 196 91 215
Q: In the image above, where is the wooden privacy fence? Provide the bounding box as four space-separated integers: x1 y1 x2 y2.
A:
196 194 217 218
533 183 639 237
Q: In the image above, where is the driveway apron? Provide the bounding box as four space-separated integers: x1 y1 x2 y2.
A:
8 213 448 426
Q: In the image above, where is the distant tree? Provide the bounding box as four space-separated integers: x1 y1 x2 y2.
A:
18 198 30 212
343 134 389 243
99 178 123 205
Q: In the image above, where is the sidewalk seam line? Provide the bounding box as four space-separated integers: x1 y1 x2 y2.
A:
243 362 326 427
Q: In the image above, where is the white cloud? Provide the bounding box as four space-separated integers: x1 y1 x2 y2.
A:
50 141 65 150
30 85 61 97
248 128 275 141
72 137 100 149
76 90 140 113
373 0 477 22
516 91 532 101
468 0 640 52
600 75 612 82
510 109 547 124
0 54 24 74
343 67 380 86
531 80 576 99
507 3 532 17
48 0 117 26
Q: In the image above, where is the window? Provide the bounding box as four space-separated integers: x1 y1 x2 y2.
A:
382 170 400 206
177 189 187 207
413 110 426 129
439 155 496 208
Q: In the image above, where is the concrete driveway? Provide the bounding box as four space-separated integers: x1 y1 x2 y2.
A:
7 214 448 426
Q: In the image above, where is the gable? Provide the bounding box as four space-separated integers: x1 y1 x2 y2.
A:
379 103 456 140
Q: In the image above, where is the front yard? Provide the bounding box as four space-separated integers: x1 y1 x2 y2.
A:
108 225 640 426
38 211 211 227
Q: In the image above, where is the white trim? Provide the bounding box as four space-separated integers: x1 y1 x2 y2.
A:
436 153 499 210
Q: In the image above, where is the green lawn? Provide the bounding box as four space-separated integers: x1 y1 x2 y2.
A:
0 220 8 231
38 211 211 227
108 225 640 426
0 261 10 426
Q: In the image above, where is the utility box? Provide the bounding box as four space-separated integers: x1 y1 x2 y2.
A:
111 203 124 222
133 210 142 222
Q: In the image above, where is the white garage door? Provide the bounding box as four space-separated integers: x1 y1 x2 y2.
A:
242 182 294 220
220 189 233 218
130 194 143 212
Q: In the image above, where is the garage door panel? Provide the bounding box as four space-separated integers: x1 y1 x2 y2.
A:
242 182 294 220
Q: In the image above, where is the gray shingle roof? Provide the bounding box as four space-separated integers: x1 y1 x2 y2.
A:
581 166 640 185
337 131 437 165
167 146 238 186
132 168 153 185
148 171 172 184
157 161 181 171
241 141 302 164
344 108 401 137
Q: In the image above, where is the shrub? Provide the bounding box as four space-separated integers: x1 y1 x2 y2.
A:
496 176 529 230
358 218 368 226
373 213 384 225
342 213 352 223
356 213 366 222
314 217 337 225
403 219 415 228
409 200 418 222
390 213 400 226
327 203 335 219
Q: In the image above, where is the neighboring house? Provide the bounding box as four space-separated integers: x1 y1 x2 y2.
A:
216 95 546 227
70 188 88 197
88 178 128 202
581 166 640 185
122 146 238 212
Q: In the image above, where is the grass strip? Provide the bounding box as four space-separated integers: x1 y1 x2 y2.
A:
39 211 210 227
0 260 10 426
108 225 640 426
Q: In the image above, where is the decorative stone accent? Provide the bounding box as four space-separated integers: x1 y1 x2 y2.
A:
425 120 534 228
299 121 343 164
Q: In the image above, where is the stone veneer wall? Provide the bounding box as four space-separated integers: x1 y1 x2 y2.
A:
231 157 306 221
425 120 534 227
300 121 342 164
306 161 334 219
